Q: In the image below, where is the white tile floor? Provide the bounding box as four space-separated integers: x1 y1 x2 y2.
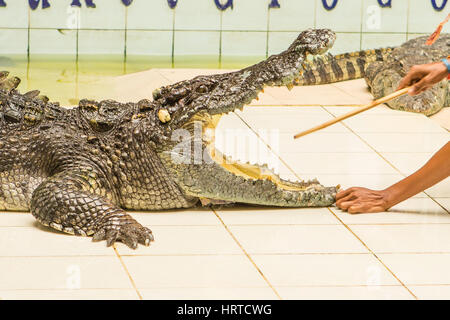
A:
0 70 449 300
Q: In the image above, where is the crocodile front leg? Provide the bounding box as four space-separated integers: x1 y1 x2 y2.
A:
30 169 154 249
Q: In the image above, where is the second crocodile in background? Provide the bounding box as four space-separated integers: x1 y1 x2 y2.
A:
0 29 338 249
295 34 449 115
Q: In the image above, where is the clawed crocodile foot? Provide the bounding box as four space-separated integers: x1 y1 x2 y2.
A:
92 215 154 249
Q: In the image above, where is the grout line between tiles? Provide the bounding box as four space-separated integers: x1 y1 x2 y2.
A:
320 105 450 298
11 27 424 35
123 7 128 69
330 84 368 103
0 254 117 258
265 5 270 59
416 196 449 214
219 11 223 68
359 0 363 51
233 102 423 298
321 107 450 215
154 70 173 83
0 288 140 292
426 195 450 215
253 251 450 255
186 222 450 227
406 0 410 36
313 0 317 28
211 208 282 300
263 284 416 288
2 250 450 259
365 251 450 255
26 8 31 60
326 207 418 299
115 252 372 257
171 9 175 68
268 104 418 298
233 111 303 181
112 245 143 300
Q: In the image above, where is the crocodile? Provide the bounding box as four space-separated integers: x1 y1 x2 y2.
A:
0 28 338 249
294 34 449 116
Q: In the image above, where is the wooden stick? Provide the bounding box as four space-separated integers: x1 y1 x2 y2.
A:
293 87 411 139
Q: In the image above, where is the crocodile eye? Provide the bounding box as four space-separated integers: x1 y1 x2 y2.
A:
197 85 208 93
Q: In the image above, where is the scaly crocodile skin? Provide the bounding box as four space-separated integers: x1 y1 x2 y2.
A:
295 34 449 115
0 29 337 249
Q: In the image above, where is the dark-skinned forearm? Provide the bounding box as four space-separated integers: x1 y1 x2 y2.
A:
384 141 450 208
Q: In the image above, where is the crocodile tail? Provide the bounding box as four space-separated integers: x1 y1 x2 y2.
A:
294 47 394 86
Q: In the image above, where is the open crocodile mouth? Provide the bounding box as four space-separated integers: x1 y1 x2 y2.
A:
160 29 338 205
182 56 337 194
190 111 329 193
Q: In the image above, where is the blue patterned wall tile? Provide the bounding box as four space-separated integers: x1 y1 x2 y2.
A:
316 0 363 32
0 1 28 28
0 0 447 61
127 0 174 30
408 0 450 34
30 1 77 29
79 0 126 30
269 0 315 31
222 0 268 31
174 0 221 30
362 0 408 33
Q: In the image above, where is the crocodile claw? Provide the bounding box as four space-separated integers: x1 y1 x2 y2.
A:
92 218 154 249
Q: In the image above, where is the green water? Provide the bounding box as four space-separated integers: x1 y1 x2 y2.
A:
0 54 264 106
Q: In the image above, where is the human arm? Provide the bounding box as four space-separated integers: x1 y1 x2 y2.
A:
397 59 449 95
336 142 450 213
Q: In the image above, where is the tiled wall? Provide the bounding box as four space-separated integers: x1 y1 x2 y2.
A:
0 0 448 63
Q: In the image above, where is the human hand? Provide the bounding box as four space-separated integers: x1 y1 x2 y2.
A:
397 61 448 95
335 187 391 214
